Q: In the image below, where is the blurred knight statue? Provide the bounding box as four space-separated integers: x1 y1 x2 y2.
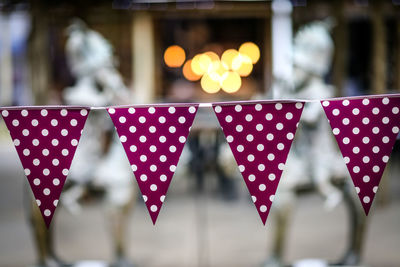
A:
263 20 367 266
29 18 136 267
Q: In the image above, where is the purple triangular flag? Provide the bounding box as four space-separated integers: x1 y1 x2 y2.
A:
107 105 198 224
321 95 400 214
212 101 304 224
1 107 89 227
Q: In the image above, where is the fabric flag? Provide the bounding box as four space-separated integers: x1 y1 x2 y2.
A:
107 104 198 224
321 95 400 215
212 101 304 224
1 107 90 227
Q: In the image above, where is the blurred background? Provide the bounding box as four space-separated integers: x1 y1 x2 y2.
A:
0 0 400 267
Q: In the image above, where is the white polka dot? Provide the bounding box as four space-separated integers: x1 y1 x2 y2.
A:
362 137 370 144
236 125 243 132
149 145 157 152
23 149 30 156
179 136 186 143
238 165 245 172
260 205 267 212
265 113 273 121
342 118 350 125
276 123 283 130
1 110 9 117
252 196 257 202
32 139 40 146
373 186 378 193
80 109 88 116
189 106 196 113
277 143 285 150
140 136 147 143
71 139 78 146
128 107 135 114
237 145 244 152
268 173 276 181
43 169 50 176
382 97 390 104
332 128 340 135
296 102 303 109
343 137 350 144
13 139 20 146
373 166 380 173
160 195 166 202
363 175 370 183
373 146 380 153
322 101 330 107
12 119 19 127
31 119 39 126
139 116 146 124
246 134 254 142
41 129 49 136
382 136 389 143
372 107 380 115
266 133 274 141
269 195 275 202
179 116 186 124
278 163 285 170
353 166 360 173
52 159 59 166
169 126 176 133
353 147 360 154
24 168 30 176
33 178 40 186
43 188 50 196
342 100 350 106
382 155 389 163
225 115 233 123
22 129 29 136
131 165 137 171
150 165 157 172
140 174 147 181
352 108 360 115
372 127 380 134
285 112 293 120
108 108 115 114
344 157 350 164
150 184 157 191
287 133 294 140
53 200 59 207
215 106 222 113
150 205 158 212
20 109 28 117
392 126 399 134
226 135 234 143
255 104 262 111
362 98 370 105
130 145 137 152
41 109 48 116
363 196 370 203
70 119 78 126
267 153 275 161
167 106 176 114
140 155 147 162
160 155 167 162
275 103 282 110
257 144 264 151
363 156 370 163
332 109 340 116
245 114 253 121
169 145 176 153
143 195 148 202
256 124 263 131
53 178 60 186
352 127 360 135
61 129 68 136
33 159 40 166
392 107 399 114
259 184 266 191
129 126 136 133
160 174 167 182
42 149 49 156
44 209 51 216
362 117 370 125
355 187 360 194
148 107 156 114
159 116 166 123
170 165 177 172
247 154 255 162
235 104 242 112
382 117 389 124
52 139 58 146
248 174 255 182
258 164 265 171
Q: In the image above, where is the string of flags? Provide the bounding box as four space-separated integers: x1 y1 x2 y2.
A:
0 93 399 227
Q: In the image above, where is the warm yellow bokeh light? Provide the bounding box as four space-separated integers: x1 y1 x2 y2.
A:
221 49 239 70
199 54 212 72
232 53 253 77
221 71 241 93
164 45 186 68
182 60 202 81
191 54 204 75
239 42 260 64
201 73 221 94
204 51 219 62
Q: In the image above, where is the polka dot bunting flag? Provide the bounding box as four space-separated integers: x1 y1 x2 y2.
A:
212 101 304 224
1 107 90 227
107 105 198 224
321 96 400 215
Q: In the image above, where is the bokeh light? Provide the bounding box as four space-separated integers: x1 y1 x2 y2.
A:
182 60 202 81
221 71 241 93
201 73 221 94
164 45 186 68
221 49 239 70
239 42 260 64
232 53 253 77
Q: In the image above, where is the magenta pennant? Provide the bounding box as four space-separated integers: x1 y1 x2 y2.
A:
1 107 89 227
212 101 304 224
321 95 400 215
107 105 198 224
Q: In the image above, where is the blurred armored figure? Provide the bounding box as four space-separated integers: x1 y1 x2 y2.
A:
264 21 366 266
29 18 136 267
